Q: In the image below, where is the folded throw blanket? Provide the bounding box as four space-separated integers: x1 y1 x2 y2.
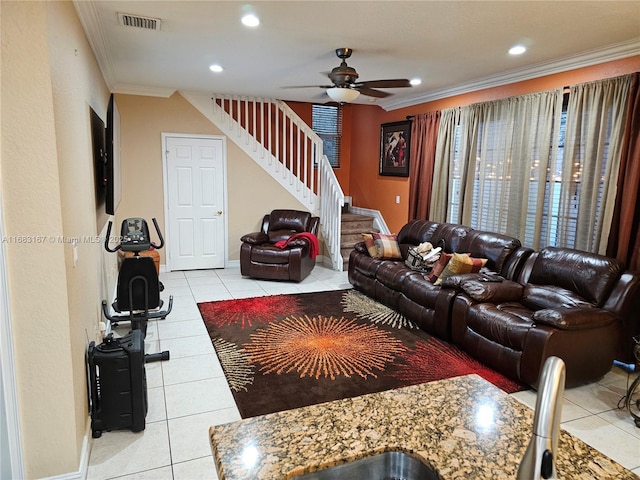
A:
274 232 319 259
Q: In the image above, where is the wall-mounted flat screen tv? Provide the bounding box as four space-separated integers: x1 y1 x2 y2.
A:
90 106 107 216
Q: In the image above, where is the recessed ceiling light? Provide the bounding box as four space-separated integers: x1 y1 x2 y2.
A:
509 45 526 55
410 78 422 86
241 13 260 27
209 64 223 73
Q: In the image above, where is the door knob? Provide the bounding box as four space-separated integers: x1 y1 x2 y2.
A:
217 210 223 215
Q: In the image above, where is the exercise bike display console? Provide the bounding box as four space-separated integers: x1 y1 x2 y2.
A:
105 217 162 254
122 218 150 252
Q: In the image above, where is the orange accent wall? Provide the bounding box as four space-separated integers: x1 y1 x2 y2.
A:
346 56 640 234
286 101 352 196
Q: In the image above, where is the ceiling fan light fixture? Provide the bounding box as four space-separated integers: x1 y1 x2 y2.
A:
241 13 260 27
509 45 526 55
326 87 360 103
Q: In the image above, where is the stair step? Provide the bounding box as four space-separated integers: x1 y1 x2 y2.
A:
341 232 366 244
341 214 376 234
340 213 376 272
341 213 374 222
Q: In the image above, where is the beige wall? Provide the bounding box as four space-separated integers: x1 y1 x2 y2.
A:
1 1 111 478
115 93 309 265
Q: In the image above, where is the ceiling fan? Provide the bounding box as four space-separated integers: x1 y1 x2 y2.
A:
288 48 412 103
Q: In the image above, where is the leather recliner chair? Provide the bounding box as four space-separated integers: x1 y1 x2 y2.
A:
240 209 319 282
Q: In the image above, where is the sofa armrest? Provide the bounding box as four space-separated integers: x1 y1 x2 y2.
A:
440 272 486 288
241 232 269 244
533 307 618 330
353 241 369 255
458 279 524 303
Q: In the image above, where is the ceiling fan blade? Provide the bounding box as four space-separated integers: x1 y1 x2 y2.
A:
281 85 334 89
354 79 412 89
356 87 392 98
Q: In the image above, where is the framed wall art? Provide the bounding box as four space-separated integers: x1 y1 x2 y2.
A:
379 120 411 177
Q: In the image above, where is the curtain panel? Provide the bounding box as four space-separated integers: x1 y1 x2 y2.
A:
562 74 632 254
408 111 441 220
607 72 640 271
429 73 634 254
431 91 564 247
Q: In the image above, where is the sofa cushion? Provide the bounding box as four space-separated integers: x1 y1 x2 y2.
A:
529 247 624 307
460 230 522 273
430 224 473 253
269 210 311 232
459 279 524 303
251 245 291 264
397 220 440 246
466 303 532 350
268 229 298 243
435 253 487 285
376 261 413 289
532 307 617 330
522 284 594 310
427 253 453 283
401 272 444 305
361 233 378 257
372 233 402 259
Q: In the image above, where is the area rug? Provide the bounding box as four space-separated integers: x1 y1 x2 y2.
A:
198 289 526 418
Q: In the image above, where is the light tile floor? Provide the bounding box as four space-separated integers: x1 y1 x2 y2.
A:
87 265 640 479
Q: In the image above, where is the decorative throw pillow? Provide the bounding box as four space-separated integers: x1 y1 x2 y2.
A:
371 232 402 259
435 253 488 286
361 233 378 257
426 252 453 283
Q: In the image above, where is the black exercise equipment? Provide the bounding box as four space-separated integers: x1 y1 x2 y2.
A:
102 217 173 339
87 330 147 438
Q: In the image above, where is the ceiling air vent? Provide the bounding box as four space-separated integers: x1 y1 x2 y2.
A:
118 13 161 31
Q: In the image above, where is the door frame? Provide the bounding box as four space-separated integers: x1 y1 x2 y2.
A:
0 196 25 479
161 133 228 272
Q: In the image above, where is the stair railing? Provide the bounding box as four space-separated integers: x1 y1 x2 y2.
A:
180 91 345 270
319 154 345 271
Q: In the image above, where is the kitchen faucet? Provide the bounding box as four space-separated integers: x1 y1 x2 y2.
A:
517 356 566 480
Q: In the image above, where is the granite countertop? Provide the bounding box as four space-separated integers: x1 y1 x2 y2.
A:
210 374 635 479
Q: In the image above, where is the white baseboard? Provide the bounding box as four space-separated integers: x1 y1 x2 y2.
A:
348 206 390 234
39 421 91 480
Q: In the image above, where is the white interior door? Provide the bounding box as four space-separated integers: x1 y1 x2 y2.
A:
164 135 226 270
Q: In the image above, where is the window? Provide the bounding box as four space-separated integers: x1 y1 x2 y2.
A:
443 78 627 253
312 104 342 167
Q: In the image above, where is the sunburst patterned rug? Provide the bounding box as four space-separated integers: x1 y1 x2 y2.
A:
198 289 525 418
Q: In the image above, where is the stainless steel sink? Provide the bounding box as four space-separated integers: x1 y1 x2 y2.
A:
291 451 441 480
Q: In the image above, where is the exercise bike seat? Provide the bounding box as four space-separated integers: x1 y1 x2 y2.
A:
115 256 161 312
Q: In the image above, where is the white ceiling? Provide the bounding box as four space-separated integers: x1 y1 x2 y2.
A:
74 1 640 110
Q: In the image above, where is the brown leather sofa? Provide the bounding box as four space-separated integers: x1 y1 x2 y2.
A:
348 220 532 341
240 209 319 282
452 246 640 387
348 220 640 388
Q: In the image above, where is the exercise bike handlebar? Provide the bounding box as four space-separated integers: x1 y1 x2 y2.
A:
150 218 164 250
103 217 165 253
104 221 121 253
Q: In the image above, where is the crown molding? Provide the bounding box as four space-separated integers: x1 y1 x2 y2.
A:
112 84 177 98
382 38 640 111
72 0 116 90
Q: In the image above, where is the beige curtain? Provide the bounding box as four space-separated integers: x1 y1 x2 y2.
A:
431 108 466 222
431 91 563 248
561 75 632 254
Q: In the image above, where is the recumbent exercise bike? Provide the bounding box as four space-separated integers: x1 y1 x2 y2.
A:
88 218 173 437
102 217 173 360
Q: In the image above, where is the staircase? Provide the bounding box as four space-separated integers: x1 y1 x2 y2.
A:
340 211 377 271
180 92 345 270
